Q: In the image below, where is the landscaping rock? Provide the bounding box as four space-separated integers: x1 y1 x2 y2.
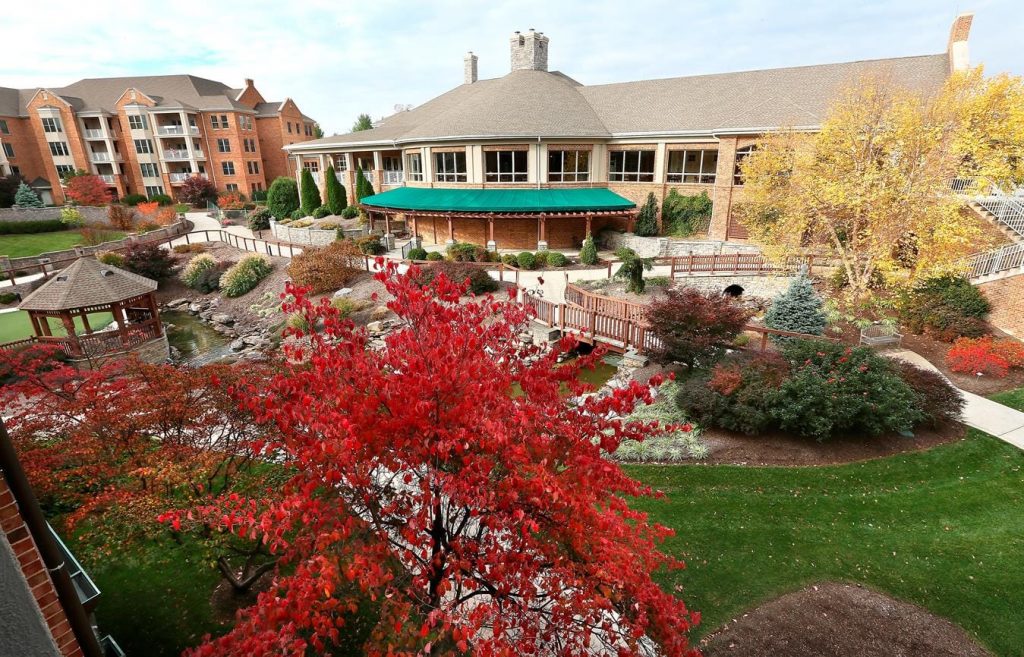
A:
229 338 246 352
334 288 353 297
166 298 190 309
211 313 234 325
369 306 390 322
188 302 203 314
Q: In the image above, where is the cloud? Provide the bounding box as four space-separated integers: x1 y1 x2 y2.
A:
2 0 1020 134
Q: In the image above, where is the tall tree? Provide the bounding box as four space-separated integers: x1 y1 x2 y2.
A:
13 181 44 208
633 192 660 236
324 165 347 214
355 167 374 201
352 113 373 132
299 168 321 215
266 176 299 219
738 68 1024 298
163 268 700 657
313 123 325 139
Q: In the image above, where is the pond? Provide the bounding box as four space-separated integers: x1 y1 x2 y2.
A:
162 310 235 366
510 352 620 397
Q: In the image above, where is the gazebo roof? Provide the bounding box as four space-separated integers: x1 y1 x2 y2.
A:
19 257 158 312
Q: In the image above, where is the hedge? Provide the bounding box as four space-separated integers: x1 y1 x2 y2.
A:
0 219 66 234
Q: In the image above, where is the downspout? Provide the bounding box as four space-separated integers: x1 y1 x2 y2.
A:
536 136 541 190
0 419 105 657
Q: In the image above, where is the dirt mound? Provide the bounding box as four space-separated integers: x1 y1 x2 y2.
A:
702 582 991 657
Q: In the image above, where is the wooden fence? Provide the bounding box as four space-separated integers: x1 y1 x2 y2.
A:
661 253 829 278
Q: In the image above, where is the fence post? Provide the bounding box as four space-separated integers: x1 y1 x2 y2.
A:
807 255 814 276
760 331 768 352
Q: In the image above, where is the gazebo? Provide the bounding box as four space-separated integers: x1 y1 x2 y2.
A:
16 257 167 363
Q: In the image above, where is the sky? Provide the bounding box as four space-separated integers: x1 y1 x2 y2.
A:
2 0 1021 135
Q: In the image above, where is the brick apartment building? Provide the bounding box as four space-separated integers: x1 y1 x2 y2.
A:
285 15 974 249
0 75 317 205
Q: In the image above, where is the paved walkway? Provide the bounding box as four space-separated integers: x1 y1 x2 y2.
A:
886 349 1024 450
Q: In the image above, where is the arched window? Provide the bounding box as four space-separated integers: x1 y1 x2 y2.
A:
733 145 756 186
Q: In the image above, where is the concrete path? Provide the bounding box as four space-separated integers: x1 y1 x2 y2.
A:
886 349 1024 450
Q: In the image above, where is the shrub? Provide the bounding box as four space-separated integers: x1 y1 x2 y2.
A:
136 201 159 218
287 240 363 294
220 255 273 297
646 287 751 367
331 297 373 318
614 380 708 462
149 194 173 206
286 312 310 332
425 251 444 262
647 276 671 287
121 193 147 206
899 275 990 342
312 205 331 219
251 190 268 203
354 169 374 201
122 242 177 280
407 247 428 261
533 251 549 268
516 252 537 270
137 221 161 233
546 251 568 267
96 251 126 268
417 261 499 295
13 182 44 208
172 244 205 254
174 203 190 214
179 176 218 205
182 254 217 288
59 207 84 228
66 175 111 206
579 236 598 265
291 211 308 222
355 235 387 256
341 206 359 219
319 221 339 230
107 205 135 230
764 273 827 339
633 192 659 236
894 361 965 428
0 292 18 305
218 191 245 211
662 190 712 237
300 168 321 216
678 353 789 435
947 336 1024 378
0 219 65 234
267 177 300 219
78 227 120 245
445 242 484 262
324 165 347 215
614 247 653 294
0 175 22 208
501 254 518 267
247 207 272 232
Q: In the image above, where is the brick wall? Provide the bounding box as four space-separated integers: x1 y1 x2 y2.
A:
978 274 1024 337
413 215 627 250
1 116 48 184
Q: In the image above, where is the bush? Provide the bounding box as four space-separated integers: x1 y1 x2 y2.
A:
300 169 321 216
678 353 788 435
0 219 65 234
324 165 347 215
181 254 224 293
122 242 177 280
13 182 44 208
312 205 331 219
355 235 387 256
355 168 374 201
417 261 499 295
446 242 485 262
107 205 135 231
174 203 190 214
579 236 598 265
947 336 1024 378
286 312 310 332
121 193 147 206
646 287 751 367
894 361 965 428
251 190 268 203
764 273 827 340
290 209 307 220
662 190 712 237
533 251 549 268
425 251 443 262
407 247 428 261
516 252 537 270
96 251 126 268
546 251 568 267
247 207 272 232
78 227 120 246
267 177 300 219
501 254 518 267
614 247 653 294
647 276 671 287
218 191 245 211
172 244 205 254
0 292 18 305
899 275 990 342
149 194 173 206
179 176 218 205
633 192 659 236
319 221 339 230
220 255 273 297
331 297 373 318
287 240 363 294
341 206 359 219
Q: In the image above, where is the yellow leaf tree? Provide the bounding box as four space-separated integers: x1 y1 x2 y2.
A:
738 68 1024 298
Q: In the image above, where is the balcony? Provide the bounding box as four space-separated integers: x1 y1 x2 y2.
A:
83 129 105 140
169 172 207 184
98 174 117 185
383 170 404 185
156 125 200 137
90 151 122 163
164 149 203 161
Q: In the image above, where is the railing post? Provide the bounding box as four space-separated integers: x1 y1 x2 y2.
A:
760 331 768 352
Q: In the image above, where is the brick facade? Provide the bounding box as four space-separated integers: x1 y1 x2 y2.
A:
978 274 1024 337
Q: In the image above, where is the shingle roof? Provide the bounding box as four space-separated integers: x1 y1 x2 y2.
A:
293 53 950 149
20 258 157 312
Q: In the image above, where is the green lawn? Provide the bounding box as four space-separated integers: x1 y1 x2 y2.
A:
0 310 113 342
0 229 125 258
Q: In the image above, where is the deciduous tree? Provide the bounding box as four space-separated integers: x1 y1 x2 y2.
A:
647 287 751 368
180 175 218 206
65 174 111 206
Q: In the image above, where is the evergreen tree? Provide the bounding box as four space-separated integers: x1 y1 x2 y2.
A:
633 192 659 236
13 182 43 208
313 123 325 139
300 168 321 216
764 272 828 338
579 236 598 265
355 168 374 202
266 177 300 219
352 113 373 132
614 247 653 294
324 165 347 215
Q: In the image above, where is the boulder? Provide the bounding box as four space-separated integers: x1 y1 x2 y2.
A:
166 298 190 309
366 321 384 334
369 306 390 322
334 288 353 297
188 302 203 314
211 313 234 325
229 338 246 352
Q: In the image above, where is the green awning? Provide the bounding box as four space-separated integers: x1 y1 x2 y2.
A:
360 187 636 213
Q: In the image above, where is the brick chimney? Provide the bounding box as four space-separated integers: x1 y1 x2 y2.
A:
510 28 549 72
947 12 974 72
464 52 478 84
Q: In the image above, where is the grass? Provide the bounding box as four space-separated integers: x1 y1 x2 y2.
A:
0 229 125 258
0 310 113 342
626 430 1024 655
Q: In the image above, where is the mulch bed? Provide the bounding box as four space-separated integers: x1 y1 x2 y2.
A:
701 581 992 657
901 333 1024 396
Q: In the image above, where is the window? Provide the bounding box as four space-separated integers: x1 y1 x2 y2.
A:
302 161 319 173
733 146 756 185
49 141 70 156
0 119 8 135
220 115 229 128
2 143 13 158
287 122 292 134
210 115 221 129
222 161 235 176
145 185 164 197
334 155 348 171
55 164 75 177
247 161 259 175
226 183 239 192
10 166 18 176
251 182 263 193
548 149 590 182
666 149 718 184
217 138 231 153
433 151 467 182
140 163 159 178
240 115 253 130
128 114 147 130
608 150 655 182
134 139 154 154
484 150 527 182
407 153 422 181
243 138 256 153
42 117 62 133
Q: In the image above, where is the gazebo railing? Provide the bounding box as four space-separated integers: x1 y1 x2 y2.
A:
23 318 163 358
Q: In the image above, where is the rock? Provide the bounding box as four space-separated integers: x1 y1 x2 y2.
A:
242 334 267 347
229 338 246 352
366 321 384 334
199 310 214 321
211 313 234 325
334 288 353 297
188 302 203 314
369 306 390 322
167 298 190 309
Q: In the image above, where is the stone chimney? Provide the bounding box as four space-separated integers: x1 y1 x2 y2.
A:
947 12 974 72
464 51 478 84
510 28 549 72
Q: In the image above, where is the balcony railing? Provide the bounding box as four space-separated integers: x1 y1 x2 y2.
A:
90 152 122 163
169 172 207 183
156 125 200 137
82 129 105 140
99 174 117 184
164 149 203 161
383 170 404 185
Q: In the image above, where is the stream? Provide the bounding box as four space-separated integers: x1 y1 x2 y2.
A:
162 310 235 366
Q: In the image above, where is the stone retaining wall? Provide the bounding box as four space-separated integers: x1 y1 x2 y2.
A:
270 220 366 246
0 206 110 225
673 274 794 299
602 231 763 258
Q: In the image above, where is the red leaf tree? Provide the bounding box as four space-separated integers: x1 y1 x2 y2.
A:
164 266 699 657
180 175 218 205
65 173 112 206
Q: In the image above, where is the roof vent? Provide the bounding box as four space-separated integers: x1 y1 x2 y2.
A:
101 269 114 277
56 275 68 282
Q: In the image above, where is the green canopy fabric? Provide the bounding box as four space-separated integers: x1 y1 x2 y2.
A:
360 187 636 213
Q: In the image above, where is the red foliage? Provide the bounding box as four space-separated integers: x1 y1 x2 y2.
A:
947 336 1024 377
136 201 177 227
218 191 245 210
708 362 743 395
66 174 112 206
180 175 218 205
646 287 751 367
107 204 135 230
162 266 699 657
136 200 159 217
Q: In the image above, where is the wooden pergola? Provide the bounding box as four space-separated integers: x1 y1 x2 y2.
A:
16 257 163 359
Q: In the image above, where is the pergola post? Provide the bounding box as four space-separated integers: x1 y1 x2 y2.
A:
446 214 455 246
537 213 548 251
113 301 129 346
486 216 496 252
79 312 92 334
408 213 421 249
585 213 594 238
59 314 81 355
383 212 394 250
